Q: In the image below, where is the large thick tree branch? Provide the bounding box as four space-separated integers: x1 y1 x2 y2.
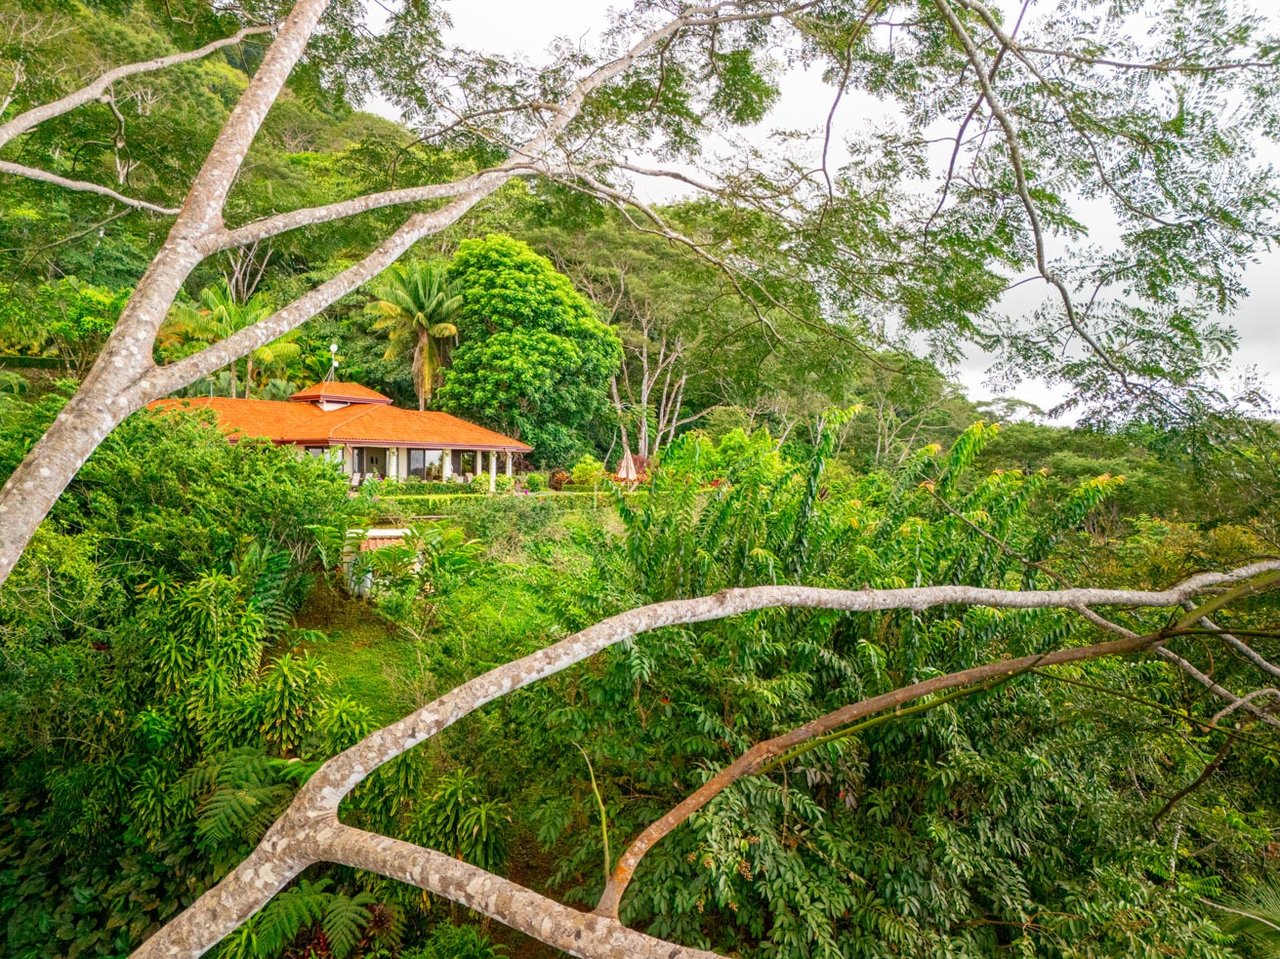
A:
155 192 501 391
0 23 273 150
206 165 536 251
131 563 1279 958
0 0 329 586
324 825 719 959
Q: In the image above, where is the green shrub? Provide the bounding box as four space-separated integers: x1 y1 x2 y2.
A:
402 923 506 959
443 495 560 543
467 474 490 494
524 471 548 492
494 474 515 493
569 453 606 487
379 476 422 492
407 768 508 872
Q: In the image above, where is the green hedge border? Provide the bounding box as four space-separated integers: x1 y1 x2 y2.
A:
369 489 645 520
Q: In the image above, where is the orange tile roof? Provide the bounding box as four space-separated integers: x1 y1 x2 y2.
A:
290 381 391 404
150 395 532 451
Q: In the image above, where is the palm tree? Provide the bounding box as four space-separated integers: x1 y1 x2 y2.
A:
1216 883 1280 955
164 281 296 397
366 262 463 410
244 333 301 395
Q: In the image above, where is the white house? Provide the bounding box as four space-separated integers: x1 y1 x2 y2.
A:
153 381 531 490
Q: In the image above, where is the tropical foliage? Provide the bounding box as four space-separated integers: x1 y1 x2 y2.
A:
1 376 1278 958
3 1 1280 957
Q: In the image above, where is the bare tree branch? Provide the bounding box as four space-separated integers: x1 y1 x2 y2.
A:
1212 688 1280 725
1015 45 1280 75
0 23 273 149
1151 725 1240 826
1073 603 1280 730
0 0 335 588
932 0 1122 378
156 194 497 389
0 159 179 214
1181 601 1280 681
922 0 1031 245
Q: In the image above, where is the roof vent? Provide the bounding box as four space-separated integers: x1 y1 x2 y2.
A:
289 382 393 408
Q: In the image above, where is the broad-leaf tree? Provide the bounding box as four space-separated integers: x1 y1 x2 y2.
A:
437 234 623 465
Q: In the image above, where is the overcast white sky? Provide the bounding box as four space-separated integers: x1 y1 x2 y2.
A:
369 1 1280 419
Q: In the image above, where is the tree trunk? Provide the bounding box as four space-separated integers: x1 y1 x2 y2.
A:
0 333 158 583
415 328 427 411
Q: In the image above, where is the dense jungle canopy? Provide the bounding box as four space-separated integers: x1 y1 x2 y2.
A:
2 1 1280 957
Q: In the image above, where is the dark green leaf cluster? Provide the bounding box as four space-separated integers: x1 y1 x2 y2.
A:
437 234 623 466
0 400 396 958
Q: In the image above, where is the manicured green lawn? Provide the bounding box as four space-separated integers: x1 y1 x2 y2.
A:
290 505 607 730
292 589 421 725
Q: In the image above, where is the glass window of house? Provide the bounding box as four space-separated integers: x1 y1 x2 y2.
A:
409 449 444 480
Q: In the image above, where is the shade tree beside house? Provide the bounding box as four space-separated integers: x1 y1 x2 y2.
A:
437 235 623 467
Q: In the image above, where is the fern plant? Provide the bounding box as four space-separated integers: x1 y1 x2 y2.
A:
216 876 394 959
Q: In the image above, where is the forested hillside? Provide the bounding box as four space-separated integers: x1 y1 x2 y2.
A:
3 1 1280 958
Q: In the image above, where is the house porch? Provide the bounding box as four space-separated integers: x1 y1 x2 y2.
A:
343 444 515 490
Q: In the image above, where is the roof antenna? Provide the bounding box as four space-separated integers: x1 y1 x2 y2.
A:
323 343 339 382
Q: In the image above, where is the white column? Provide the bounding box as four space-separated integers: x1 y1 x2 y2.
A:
505 451 513 477
488 449 497 492
442 449 453 480
387 447 398 479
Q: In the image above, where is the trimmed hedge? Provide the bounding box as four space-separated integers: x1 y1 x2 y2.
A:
377 480 481 496
371 489 644 522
